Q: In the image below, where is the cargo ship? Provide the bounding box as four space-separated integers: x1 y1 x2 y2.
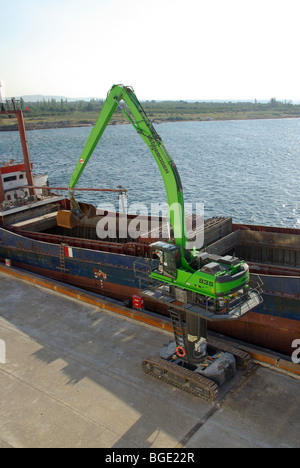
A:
0 97 299 358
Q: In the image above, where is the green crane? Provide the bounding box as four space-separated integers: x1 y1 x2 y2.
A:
61 84 263 399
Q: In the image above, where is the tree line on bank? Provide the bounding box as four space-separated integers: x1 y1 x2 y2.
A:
16 96 300 119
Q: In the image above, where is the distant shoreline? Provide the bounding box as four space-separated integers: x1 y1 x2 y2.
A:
1 114 299 132
0 120 95 132
2 97 300 132
0 118 130 132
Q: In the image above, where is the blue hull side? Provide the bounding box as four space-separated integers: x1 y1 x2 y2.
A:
1 227 300 355
0 227 299 319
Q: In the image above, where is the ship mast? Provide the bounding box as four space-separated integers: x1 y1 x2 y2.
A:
0 87 35 199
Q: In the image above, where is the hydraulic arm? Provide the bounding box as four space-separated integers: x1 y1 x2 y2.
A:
65 84 262 313
69 84 188 256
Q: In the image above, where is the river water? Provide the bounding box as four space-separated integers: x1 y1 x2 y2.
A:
1 118 300 228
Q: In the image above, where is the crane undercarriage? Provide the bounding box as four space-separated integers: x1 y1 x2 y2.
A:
140 276 262 401
142 337 252 401
142 314 253 402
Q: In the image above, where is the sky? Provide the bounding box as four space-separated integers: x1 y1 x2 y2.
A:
1 0 300 102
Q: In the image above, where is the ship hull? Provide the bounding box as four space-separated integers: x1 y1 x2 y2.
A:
209 295 300 356
0 226 299 357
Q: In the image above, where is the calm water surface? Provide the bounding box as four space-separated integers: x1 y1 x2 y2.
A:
1 118 300 228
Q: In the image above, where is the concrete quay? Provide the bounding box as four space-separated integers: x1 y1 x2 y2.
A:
0 269 299 448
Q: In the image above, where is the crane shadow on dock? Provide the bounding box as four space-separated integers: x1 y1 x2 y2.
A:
0 269 299 448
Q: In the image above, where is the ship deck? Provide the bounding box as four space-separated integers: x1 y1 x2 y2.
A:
0 266 299 448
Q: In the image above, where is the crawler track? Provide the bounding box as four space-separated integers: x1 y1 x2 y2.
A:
207 337 252 369
142 356 219 401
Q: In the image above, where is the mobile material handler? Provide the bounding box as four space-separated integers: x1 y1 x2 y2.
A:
59 85 263 400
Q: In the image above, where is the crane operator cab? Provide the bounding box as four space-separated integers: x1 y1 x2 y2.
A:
148 241 262 313
150 241 181 280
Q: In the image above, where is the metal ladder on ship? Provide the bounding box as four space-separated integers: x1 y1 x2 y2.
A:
58 243 67 279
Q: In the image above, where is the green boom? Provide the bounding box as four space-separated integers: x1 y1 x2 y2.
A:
68 84 262 314
69 84 189 264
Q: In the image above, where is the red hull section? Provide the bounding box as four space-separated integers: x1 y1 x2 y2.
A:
209 311 300 356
